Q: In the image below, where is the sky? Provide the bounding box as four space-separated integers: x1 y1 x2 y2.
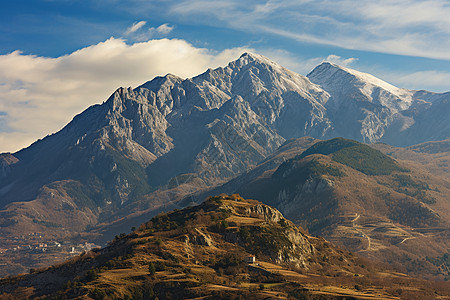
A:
1 0 450 153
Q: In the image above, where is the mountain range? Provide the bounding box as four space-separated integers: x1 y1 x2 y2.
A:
0 53 448 278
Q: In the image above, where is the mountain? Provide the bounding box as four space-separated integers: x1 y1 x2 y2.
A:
307 62 450 145
0 53 332 276
199 138 450 280
0 53 449 277
2 195 448 299
372 138 450 178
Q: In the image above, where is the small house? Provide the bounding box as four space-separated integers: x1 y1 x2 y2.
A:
246 256 256 264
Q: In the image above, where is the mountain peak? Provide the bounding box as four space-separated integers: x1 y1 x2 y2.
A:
231 52 281 70
307 61 349 78
309 62 407 96
238 52 266 61
138 73 183 92
308 61 413 112
314 61 340 69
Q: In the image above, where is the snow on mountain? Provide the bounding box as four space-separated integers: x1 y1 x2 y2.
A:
308 62 414 111
307 62 448 144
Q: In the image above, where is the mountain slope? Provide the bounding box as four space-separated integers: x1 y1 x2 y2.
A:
372 138 450 178
308 62 414 111
200 138 450 280
2 195 448 299
308 62 450 145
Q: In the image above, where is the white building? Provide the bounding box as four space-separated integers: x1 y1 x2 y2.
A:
246 256 256 264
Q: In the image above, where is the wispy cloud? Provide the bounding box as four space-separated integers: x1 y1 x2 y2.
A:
154 23 174 35
383 70 450 92
0 38 250 152
125 21 147 35
124 21 175 41
324 55 357 67
169 0 450 60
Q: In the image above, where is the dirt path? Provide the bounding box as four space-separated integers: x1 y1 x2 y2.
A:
398 237 416 245
351 213 371 251
351 213 360 224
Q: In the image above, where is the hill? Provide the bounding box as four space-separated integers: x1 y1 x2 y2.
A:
372 138 450 179
197 138 450 280
1 195 448 299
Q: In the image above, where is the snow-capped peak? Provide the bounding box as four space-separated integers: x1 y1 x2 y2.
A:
308 62 413 111
237 52 278 64
225 52 326 96
321 62 401 94
230 52 286 73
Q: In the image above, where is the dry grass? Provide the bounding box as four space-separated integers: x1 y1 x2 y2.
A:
2 194 449 299
226 215 264 225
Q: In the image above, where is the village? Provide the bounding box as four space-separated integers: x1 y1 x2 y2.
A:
0 233 100 277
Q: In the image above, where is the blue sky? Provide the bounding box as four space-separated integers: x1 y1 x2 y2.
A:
1 0 450 152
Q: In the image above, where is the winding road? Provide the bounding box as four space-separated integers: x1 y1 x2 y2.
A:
351 213 371 251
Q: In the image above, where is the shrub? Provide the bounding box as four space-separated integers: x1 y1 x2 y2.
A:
148 262 156 275
89 288 107 300
211 220 229 232
85 269 98 281
135 239 147 245
154 261 166 271
63 280 72 289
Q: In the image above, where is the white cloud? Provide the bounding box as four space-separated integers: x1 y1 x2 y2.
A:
125 22 175 41
383 70 450 92
169 0 450 60
125 21 147 35
155 23 174 35
324 55 357 67
0 38 251 153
